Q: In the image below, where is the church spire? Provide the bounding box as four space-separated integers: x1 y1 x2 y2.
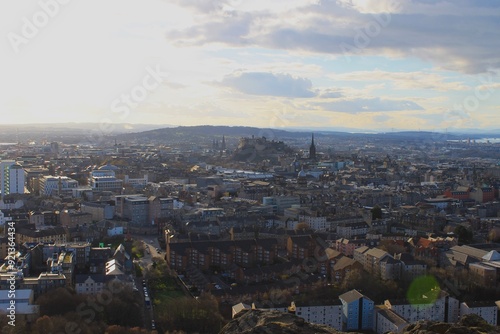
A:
221 135 226 150
309 133 316 160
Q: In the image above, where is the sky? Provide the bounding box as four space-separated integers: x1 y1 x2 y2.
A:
1 0 500 132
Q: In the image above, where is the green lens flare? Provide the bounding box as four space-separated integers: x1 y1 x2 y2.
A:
407 275 440 306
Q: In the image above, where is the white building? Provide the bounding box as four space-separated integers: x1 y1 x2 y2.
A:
75 274 105 294
0 289 39 321
0 160 25 196
263 196 300 214
299 215 328 231
293 302 343 330
336 221 369 238
89 169 123 193
107 224 124 237
0 210 12 226
124 174 148 187
385 291 459 324
0 198 24 210
460 302 498 325
39 176 79 196
375 307 409 334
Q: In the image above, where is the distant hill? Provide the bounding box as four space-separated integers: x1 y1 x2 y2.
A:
0 123 170 144
117 125 307 140
1 123 498 145
116 125 472 144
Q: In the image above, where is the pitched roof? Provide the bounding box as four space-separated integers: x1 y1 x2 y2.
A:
333 256 359 271
451 245 488 260
75 274 105 284
354 246 369 254
365 247 388 259
325 247 342 260
339 289 367 303
376 307 409 327
483 250 500 261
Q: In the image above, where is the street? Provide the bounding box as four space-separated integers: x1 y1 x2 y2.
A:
131 233 163 331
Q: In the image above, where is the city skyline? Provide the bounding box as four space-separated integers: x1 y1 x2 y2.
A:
1 0 500 131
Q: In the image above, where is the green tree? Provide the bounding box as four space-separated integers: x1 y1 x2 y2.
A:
131 240 145 258
158 294 226 333
104 285 143 327
341 268 364 291
37 287 85 316
454 225 473 244
371 206 383 220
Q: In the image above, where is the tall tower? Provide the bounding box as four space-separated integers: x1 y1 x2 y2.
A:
0 161 25 197
221 135 226 150
309 133 316 160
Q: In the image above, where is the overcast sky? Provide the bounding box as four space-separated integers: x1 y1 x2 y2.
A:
1 0 500 131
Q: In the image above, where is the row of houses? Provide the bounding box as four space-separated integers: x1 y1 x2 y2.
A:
167 233 369 285
353 246 427 281
0 242 133 296
234 289 500 333
444 186 495 203
167 238 280 272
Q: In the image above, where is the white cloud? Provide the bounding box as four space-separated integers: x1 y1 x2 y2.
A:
314 97 424 113
332 70 468 91
167 0 500 73
219 72 316 97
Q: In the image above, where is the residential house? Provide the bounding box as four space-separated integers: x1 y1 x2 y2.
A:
335 238 368 257
16 227 68 246
332 256 363 283
75 274 105 294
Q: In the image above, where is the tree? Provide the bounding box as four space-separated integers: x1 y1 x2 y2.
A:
32 316 54 334
341 268 364 291
106 326 150 334
37 287 85 317
0 312 27 334
131 240 145 259
158 294 226 333
371 206 383 220
104 285 143 327
454 225 473 244
379 240 406 255
295 222 310 231
487 227 500 242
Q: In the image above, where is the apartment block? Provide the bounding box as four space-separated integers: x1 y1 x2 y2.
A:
38 175 78 196
339 289 374 331
0 160 25 196
460 301 498 325
375 307 409 334
89 169 123 193
384 291 459 324
81 201 115 221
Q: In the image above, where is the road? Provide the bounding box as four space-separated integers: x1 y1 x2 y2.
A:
133 234 164 261
131 233 163 331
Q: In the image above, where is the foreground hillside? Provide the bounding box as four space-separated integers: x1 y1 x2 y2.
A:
220 310 500 334
220 309 339 334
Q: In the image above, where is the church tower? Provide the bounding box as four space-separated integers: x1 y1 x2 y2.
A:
221 135 226 150
309 133 316 160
